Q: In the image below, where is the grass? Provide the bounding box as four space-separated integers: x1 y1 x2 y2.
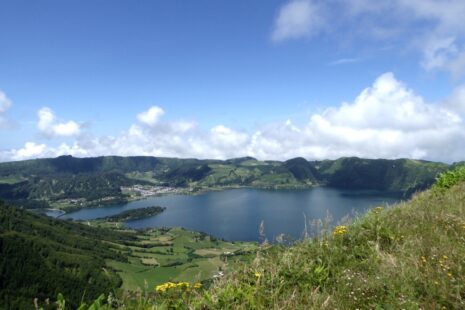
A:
105 227 257 291
0 175 25 184
125 171 159 184
57 167 465 309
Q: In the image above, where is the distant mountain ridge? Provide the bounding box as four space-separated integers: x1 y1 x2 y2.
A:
0 155 450 209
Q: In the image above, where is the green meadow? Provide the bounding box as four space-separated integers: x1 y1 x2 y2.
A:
102 227 257 290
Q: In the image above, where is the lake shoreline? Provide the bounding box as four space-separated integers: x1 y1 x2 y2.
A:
47 184 405 218
52 184 321 215
60 187 401 242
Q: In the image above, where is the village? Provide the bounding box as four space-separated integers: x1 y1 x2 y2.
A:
121 184 185 198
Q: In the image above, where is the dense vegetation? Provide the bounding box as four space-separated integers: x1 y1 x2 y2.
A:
0 204 257 309
0 202 138 309
317 157 448 194
61 166 465 309
0 155 449 210
99 206 166 222
284 157 320 183
0 171 148 210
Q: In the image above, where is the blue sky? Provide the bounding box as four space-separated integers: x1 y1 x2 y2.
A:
1 0 465 162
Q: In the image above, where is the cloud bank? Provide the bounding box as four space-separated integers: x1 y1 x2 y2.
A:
2 73 465 163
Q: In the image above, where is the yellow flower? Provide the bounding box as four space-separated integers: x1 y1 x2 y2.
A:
155 281 190 293
333 225 348 236
442 255 448 260
156 283 170 293
193 282 202 289
177 282 190 288
254 272 261 278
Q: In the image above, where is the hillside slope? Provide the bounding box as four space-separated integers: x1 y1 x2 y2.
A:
317 157 448 194
0 203 137 309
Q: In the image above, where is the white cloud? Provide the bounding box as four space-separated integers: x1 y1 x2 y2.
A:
329 58 361 66
447 49 465 79
210 125 249 151
10 142 47 161
0 90 12 128
137 106 164 126
444 84 465 115
271 0 324 42
395 0 465 34
3 73 465 163
37 107 55 132
378 1 465 76
419 36 465 78
272 0 465 77
298 73 465 161
320 73 460 131
421 36 458 71
37 107 81 137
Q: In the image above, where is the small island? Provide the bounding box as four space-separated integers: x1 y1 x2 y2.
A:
100 206 166 222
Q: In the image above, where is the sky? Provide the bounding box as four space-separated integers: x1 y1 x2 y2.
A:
1 0 465 163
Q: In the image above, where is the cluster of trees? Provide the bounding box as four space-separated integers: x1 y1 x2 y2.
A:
100 206 166 222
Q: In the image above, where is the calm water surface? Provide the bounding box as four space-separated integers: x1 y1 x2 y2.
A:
62 188 400 242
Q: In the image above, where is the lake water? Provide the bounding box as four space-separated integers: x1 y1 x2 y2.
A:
62 187 401 242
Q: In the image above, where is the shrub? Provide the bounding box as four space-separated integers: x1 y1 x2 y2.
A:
433 165 465 191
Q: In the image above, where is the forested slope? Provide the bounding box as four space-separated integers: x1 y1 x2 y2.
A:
0 202 136 309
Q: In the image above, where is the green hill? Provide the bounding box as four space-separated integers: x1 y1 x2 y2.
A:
0 155 162 176
0 156 449 211
317 157 448 195
284 157 320 183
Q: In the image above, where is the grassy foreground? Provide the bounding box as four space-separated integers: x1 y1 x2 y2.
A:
59 170 465 309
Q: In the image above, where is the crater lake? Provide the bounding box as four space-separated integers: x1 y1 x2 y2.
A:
62 187 401 242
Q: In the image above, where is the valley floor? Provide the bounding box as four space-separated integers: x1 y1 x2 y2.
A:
101 227 257 290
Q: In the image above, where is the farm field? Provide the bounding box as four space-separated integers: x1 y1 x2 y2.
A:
105 227 258 290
